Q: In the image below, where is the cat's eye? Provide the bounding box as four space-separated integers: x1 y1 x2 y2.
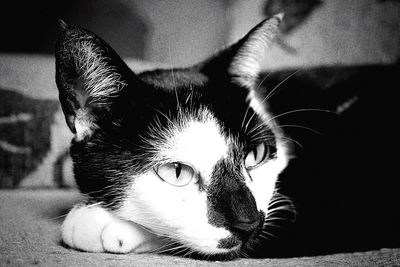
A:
244 143 270 170
155 162 195 187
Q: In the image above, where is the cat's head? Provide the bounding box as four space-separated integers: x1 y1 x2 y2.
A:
56 14 292 257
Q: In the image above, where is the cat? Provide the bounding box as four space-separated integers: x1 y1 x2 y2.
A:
56 14 399 259
56 14 291 258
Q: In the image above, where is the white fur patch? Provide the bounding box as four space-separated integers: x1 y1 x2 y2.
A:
62 203 164 254
161 118 229 182
74 108 95 141
245 141 289 214
118 171 234 254
117 112 236 254
117 101 290 254
144 108 230 183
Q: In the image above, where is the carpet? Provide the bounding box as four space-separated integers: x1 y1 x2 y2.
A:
1 189 399 266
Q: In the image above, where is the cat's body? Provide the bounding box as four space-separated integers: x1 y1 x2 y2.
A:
56 16 399 259
253 63 399 256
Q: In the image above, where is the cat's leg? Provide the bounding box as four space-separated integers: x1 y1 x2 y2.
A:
62 203 163 253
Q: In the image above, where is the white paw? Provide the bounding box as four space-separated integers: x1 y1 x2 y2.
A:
62 203 163 253
101 219 160 253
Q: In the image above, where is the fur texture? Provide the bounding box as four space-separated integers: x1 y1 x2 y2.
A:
56 15 400 259
56 15 293 258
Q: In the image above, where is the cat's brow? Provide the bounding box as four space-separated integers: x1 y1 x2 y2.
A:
161 118 230 181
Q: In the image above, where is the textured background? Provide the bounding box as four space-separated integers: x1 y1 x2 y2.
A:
2 190 400 266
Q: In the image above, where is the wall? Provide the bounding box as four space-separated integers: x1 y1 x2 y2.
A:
1 0 399 188
229 0 400 69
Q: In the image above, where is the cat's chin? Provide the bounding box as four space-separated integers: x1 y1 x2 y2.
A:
175 236 241 258
180 238 242 260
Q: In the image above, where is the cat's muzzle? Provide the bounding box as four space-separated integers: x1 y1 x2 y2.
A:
218 211 265 250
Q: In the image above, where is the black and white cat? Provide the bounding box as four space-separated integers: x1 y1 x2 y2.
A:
56 14 399 259
56 14 293 257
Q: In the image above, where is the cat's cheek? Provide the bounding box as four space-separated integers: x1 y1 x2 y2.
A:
246 150 289 214
246 163 278 214
118 172 233 254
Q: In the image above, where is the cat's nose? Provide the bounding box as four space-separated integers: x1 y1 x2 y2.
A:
230 216 262 240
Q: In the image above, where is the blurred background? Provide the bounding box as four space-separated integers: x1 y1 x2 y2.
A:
0 0 399 189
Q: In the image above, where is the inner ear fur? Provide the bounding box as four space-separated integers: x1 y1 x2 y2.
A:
198 14 283 89
55 21 145 136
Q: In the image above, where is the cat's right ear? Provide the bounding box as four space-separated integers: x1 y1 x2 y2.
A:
198 14 283 89
55 21 145 139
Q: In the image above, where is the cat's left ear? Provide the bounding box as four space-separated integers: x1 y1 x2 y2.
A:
199 14 283 88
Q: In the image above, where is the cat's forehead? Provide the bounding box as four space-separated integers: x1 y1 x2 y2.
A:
159 110 231 180
139 68 208 90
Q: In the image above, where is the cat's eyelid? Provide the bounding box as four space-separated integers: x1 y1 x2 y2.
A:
154 161 198 187
244 142 277 170
159 160 197 171
154 160 200 178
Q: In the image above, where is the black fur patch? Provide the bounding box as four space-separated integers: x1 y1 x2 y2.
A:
56 22 275 209
207 156 261 241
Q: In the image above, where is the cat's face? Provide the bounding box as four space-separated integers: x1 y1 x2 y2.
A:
56 15 291 256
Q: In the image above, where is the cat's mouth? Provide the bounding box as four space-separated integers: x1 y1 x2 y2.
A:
214 212 266 254
172 214 266 260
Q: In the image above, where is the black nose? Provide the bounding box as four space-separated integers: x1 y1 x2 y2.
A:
230 217 262 240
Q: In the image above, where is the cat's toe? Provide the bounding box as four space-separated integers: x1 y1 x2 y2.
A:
62 203 165 254
101 220 164 253
101 221 139 253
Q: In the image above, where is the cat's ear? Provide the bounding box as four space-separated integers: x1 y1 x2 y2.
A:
55 21 144 138
199 14 283 88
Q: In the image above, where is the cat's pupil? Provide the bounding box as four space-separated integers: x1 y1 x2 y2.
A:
253 146 259 160
155 162 195 186
174 163 182 178
245 143 270 170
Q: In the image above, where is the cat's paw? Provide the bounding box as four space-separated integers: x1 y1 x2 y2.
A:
62 203 162 253
101 218 162 253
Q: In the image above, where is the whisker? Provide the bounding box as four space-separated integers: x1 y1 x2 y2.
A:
182 247 195 258
264 217 290 223
152 241 186 255
155 245 182 255
247 133 275 141
278 135 303 148
269 203 292 210
152 107 174 125
246 131 302 148
240 72 272 130
246 121 273 137
268 197 293 207
146 239 175 254
171 246 190 257
278 124 321 135
48 213 68 221
267 108 336 125
239 249 250 258
248 236 263 250
259 231 278 240
268 201 293 213
264 224 285 230
244 70 299 133
263 70 300 104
